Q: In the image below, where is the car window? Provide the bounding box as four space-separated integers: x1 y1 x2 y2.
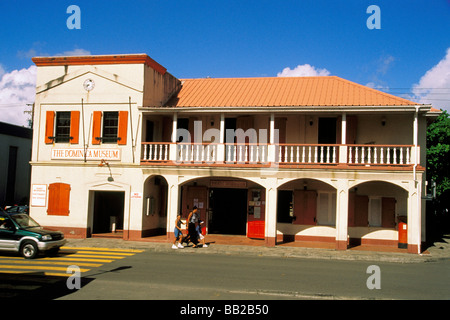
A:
10 214 40 228
0 217 15 231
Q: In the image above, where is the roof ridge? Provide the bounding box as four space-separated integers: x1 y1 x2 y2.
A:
180 76 337 81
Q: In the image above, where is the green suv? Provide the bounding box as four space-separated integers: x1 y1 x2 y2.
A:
0 208 66 259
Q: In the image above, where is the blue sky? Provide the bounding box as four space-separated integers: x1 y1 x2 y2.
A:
0 0 449 126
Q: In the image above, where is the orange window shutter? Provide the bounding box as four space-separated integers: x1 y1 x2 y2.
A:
59 184 71 216
92 111 102 145
45 111 55 144
70 111 80 144
47 184 59 215
118 111 128 145
47 183 70 216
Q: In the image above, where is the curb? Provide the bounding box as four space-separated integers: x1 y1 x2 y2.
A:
65 238 449 264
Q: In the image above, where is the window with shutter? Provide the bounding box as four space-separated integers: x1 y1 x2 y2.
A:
55 111 71 143
70 111 80 144
92 111 102 145
45 111 55 144
47 183 71 216
117 111 128 145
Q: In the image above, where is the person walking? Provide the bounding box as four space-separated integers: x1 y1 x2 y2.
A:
172 213 185 249
196 219 208 248
186 206 199 248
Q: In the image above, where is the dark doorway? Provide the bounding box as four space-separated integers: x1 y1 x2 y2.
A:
277 190 293 223
92 191 125 234
318 117 337 144
209 188 247 235
318 117 337 162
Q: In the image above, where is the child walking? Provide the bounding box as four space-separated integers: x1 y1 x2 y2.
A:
172 213 185 249
196 220 208 248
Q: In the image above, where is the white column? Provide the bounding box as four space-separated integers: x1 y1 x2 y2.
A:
268 113 276 163
217 113 225 163
166 180 180 241
339 113 348 164
335 180 349 250
407 181 422 254
265 179 278 247
341 113 347 144
169 112 178 161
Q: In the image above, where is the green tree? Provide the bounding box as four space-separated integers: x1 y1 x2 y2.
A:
426 110 450 198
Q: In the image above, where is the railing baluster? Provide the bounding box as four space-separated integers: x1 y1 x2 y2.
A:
373 147 377 164
399 147 403 164
331 146 336 163
361 147 365 164
393 147 397 164
406 147 410 165
348 146 353 164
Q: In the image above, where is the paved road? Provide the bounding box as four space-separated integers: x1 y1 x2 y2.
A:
61 250 449 301
1 238 449 305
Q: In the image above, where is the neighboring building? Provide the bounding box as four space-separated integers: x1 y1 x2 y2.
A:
0 122 32 207
30 54 439 254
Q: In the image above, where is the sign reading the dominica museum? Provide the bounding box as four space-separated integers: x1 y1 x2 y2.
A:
51 148 121 161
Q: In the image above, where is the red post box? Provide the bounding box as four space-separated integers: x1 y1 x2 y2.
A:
398 222 407 249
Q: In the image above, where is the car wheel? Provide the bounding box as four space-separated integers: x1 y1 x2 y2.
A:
21 241 38 259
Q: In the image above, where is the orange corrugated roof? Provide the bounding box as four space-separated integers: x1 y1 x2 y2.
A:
165 76 417 107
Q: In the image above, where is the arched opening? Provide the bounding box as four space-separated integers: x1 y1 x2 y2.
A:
179 177 265 238
276 178 337 244
142 175 168 237
348 180 408 247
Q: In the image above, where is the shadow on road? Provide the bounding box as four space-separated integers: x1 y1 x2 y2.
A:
0 266 133 299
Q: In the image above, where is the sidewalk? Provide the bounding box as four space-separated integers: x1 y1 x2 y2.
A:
65 234 450 264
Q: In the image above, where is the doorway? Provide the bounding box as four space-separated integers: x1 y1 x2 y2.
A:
209 188 247 235
91 191 125 235
318 117 337 144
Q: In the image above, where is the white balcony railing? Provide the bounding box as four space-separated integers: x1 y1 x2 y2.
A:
225 144 269 164
276 144 338 164
140 143 416 167
141 143 170 161
347 145 413 165
176 143 218 163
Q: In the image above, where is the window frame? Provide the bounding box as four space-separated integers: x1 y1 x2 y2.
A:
54 111 72 143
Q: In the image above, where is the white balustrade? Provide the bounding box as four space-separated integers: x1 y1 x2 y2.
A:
347 145 412 165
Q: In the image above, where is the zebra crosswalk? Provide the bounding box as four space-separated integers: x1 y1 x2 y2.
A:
0 246 143 277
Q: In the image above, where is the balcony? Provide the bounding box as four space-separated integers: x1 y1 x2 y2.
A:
141 142 417 169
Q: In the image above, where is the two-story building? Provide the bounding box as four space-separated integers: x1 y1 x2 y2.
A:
30 54 438 254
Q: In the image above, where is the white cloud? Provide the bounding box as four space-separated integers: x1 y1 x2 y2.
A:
277 64 331 77
0 65 37 127
377 55 395 75
55 48 91 56
412 48 450 112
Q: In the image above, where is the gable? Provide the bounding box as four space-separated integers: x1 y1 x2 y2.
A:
36 66 143 96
